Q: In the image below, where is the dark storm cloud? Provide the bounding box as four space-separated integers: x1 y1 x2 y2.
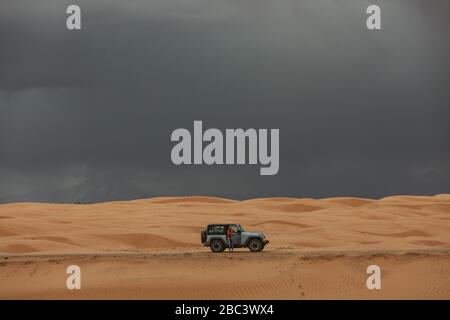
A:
0 0 449 203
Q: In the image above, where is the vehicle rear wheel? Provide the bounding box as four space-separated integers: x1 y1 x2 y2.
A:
248 239 263 252
210 239 225 253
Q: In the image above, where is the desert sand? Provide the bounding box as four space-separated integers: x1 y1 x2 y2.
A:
0 194 449 299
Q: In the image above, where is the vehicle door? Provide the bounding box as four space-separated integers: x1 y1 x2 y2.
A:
230 224 242 247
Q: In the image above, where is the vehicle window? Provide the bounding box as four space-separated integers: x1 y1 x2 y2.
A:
237 224 245 232
208 225 225 235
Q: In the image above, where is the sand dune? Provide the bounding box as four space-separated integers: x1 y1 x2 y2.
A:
0 195 449 254
0 195 449 299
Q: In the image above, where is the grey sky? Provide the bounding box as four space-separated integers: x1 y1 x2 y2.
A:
0 0 449 203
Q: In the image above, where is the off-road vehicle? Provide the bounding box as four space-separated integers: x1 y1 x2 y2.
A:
200 224 269 253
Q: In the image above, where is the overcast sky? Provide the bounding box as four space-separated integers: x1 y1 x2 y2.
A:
0 0 449 203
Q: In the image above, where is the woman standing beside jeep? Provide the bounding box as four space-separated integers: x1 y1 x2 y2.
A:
226 225 233 252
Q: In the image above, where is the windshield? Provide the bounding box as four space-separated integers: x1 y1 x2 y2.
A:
237 224 245 232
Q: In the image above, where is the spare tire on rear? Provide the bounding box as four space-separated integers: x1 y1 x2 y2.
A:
201 230 206 243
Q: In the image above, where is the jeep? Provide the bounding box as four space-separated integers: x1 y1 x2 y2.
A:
200 224 269 253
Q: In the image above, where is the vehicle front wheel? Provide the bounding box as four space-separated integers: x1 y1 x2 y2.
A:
248 239 264 252
210 239 225 253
